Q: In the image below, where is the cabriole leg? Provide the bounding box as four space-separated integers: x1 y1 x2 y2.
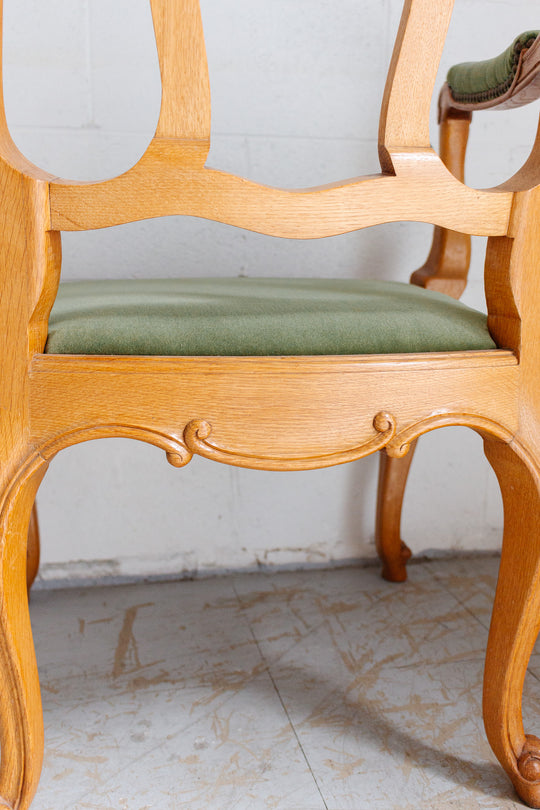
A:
375 439 417 581
0 465 46 810
483 438 540 808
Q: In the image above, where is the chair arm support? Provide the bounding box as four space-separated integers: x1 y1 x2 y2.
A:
410 107 472 299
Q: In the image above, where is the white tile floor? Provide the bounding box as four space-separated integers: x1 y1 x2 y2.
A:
28 556 540 809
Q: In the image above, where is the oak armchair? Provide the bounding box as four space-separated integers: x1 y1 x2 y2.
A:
3 1 540 808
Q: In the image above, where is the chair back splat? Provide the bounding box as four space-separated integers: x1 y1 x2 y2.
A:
2 1 540 808
150 0 211 156
48 0 511 238
379 0 454 166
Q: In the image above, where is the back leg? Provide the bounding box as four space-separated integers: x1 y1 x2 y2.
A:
375 440 417 582
374 109 473 584
26 505 40 592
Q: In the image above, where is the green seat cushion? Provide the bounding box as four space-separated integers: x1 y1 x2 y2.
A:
447 31 539 103
45 278 496 356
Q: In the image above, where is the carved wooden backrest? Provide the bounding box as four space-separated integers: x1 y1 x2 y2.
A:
43 0 512 240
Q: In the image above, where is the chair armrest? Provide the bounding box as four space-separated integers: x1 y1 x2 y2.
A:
443 31 540 113
414 31 540 299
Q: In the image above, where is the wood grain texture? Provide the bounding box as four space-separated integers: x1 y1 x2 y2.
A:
375 442 416 582
376 102 474 585
48 143 513 237
149 0 210 160
0 4 57 800
378 0 454 170
479 181 540 807
27 352 519 472
410 110 472 297
3 0 540 806
0 166 50 810
182 412 397 471
483 439 540 808
0 461 46 810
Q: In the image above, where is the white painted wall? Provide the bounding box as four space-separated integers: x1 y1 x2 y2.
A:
5 0 538 583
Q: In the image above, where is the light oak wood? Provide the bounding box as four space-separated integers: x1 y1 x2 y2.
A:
410 108 472 298
483 438 540 808
376 98 473 583
0 462 46 810
150 0 210 165
378 0 454 170
1 0 540 806
26 506 39 593
49 143 513 236
27 351 519 468
375 440 416 582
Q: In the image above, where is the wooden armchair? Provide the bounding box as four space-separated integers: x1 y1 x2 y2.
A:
3 0 540 807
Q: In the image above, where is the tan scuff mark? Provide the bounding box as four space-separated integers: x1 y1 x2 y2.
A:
50 750 108 764
178 753 200 765
128 669 174 690
316 597 360 618
431 714 470 747
400 783 485 810
209 751 266 793
191 660 268 708
394 649 485 670
383 693 453 718
235 584 308 610
399 748 415 782
52 767 74 781
112 601 154 678
323 752 365 779
209 710 231 746
85 764 106 784
265 630 302 643
41 682 60 694
210 710 280 760
326 618 403 691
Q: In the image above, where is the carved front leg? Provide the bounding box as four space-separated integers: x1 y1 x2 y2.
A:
0 462 46 810
483 438 540 807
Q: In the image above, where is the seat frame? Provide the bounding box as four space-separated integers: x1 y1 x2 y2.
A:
2 0 540 807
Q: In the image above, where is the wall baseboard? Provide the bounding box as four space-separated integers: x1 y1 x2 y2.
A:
33 548 501 591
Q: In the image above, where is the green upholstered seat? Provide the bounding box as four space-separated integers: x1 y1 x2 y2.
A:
447 31 539 104
45 278 496 356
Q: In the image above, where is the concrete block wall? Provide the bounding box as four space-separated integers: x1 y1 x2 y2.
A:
5 0 538 582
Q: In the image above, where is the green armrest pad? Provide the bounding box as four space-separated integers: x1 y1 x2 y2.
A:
45 278 496 356
447 31 539 103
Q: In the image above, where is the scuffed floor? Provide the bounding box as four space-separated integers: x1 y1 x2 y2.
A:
29 556 538 809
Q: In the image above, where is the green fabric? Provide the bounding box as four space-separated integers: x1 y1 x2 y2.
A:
45 278 496 356
447 30 539 103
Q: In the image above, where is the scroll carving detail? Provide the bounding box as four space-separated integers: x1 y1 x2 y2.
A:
31 411 515 474
183 412 396 471
39 425 193 468
387 413 514 458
